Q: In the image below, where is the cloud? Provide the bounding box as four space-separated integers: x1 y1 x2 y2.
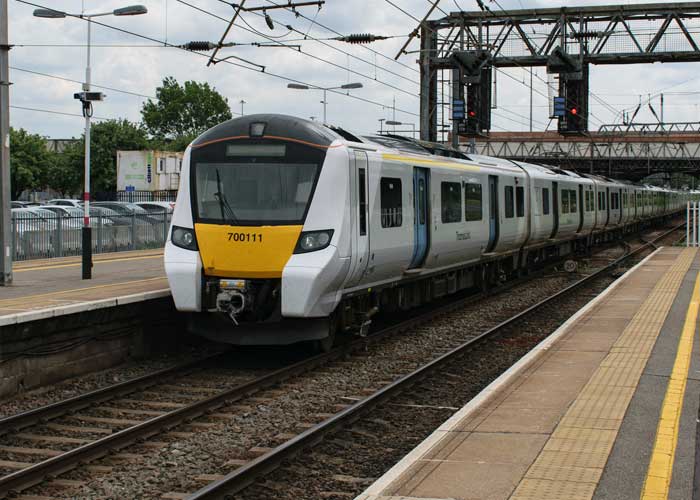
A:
7 0 699 138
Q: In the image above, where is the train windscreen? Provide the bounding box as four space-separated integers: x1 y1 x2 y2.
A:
191 139 326 226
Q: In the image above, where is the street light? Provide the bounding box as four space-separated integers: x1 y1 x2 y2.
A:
386 120 417 139
287 82 363 123
34 5 147 280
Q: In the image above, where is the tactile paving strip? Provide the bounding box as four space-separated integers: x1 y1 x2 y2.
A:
510 248 697 500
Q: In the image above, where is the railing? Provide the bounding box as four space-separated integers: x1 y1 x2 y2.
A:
688 202 700 247
10 212 172 261
93 190 178 203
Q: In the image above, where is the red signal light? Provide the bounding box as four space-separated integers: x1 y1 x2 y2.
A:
570 107 578 115
468 110 476 117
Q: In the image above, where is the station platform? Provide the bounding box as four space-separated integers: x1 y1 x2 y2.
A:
357 246 700 500
0 249 169 326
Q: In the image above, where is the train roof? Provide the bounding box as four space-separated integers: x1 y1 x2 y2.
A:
192 113 344 149
192 115 679 194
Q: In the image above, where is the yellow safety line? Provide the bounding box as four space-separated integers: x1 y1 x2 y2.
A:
640 268 700 500
0 277 168 306
14 253 164 272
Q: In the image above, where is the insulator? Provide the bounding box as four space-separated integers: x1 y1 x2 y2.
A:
335 33 388 44
182 41 216 51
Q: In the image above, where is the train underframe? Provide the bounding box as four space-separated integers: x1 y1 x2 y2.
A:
334 214 677 342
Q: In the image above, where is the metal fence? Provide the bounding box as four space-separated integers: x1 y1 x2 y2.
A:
688 201 700 247
116 190 177 203
10 212 171 261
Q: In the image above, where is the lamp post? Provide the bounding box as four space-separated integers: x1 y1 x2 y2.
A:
378 118 386 134
34 5 147 279
287 82 363 123
240 99 246 116
386 120 417 139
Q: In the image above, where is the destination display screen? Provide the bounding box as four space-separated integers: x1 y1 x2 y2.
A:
226 144 287 157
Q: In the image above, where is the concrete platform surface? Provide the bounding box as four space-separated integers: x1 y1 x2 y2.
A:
356 246 700 500
0 250 169 326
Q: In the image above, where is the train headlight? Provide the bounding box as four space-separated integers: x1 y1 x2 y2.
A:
294 229 334 253
171 225 198 251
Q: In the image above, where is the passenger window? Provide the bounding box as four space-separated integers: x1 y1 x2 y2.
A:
358 168 367 236
561 189 569 214
441 182 462 223
570 190 577 213
516 186 525 217
380 177 402 228
465 183 482 222
505 186 514 218
542 187 550 215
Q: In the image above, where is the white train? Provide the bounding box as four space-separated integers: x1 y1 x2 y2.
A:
165 114 688 349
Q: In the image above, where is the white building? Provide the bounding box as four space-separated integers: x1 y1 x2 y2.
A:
117 150 184 192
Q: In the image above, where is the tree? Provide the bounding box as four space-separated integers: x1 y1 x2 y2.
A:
9 128 54 199
56 119 149 194
141 76 232 143
47 142 82 197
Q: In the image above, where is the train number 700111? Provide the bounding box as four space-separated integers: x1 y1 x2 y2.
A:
227 232 263 243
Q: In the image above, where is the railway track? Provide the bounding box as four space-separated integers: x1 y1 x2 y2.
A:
0 222 684 499
188 223 685 500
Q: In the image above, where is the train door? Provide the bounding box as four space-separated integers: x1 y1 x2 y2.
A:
409 167 429 268
345 151 370 287
577 185 584 232
550 181 559 239
605 187 611 225
485 175 499 252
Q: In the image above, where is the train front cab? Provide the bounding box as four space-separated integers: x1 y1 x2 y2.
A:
165 114 354 345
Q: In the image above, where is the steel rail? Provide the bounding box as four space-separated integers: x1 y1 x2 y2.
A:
0 299 471 497
0 221 683 497
0 352 227 437
187 222 684 499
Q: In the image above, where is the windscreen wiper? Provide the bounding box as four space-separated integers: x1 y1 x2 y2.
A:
215 168 240 225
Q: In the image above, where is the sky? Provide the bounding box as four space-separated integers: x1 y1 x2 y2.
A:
6 0 700 139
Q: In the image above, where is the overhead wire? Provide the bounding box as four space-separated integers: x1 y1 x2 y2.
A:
11 105 112 120
16 0 420 118
178 0 420 98
10 66 157 100
262 0 420 75
210 0 421 89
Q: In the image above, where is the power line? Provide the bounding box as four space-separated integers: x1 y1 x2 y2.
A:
382 0 422 23
11 105 112 121
263 0 420 75
198 0 421 94
17 0 419 118
10 66 157 100
13 43 167 48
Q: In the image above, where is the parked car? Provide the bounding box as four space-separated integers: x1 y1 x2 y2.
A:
11 208 53 257
47 198 82 208
135 201 174 225
134 201 175 213
92 201 163 226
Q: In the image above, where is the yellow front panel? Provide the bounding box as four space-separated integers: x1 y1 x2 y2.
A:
195 224 302 278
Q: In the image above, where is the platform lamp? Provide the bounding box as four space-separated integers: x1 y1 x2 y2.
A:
287 82 363 123
33 5 148 280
